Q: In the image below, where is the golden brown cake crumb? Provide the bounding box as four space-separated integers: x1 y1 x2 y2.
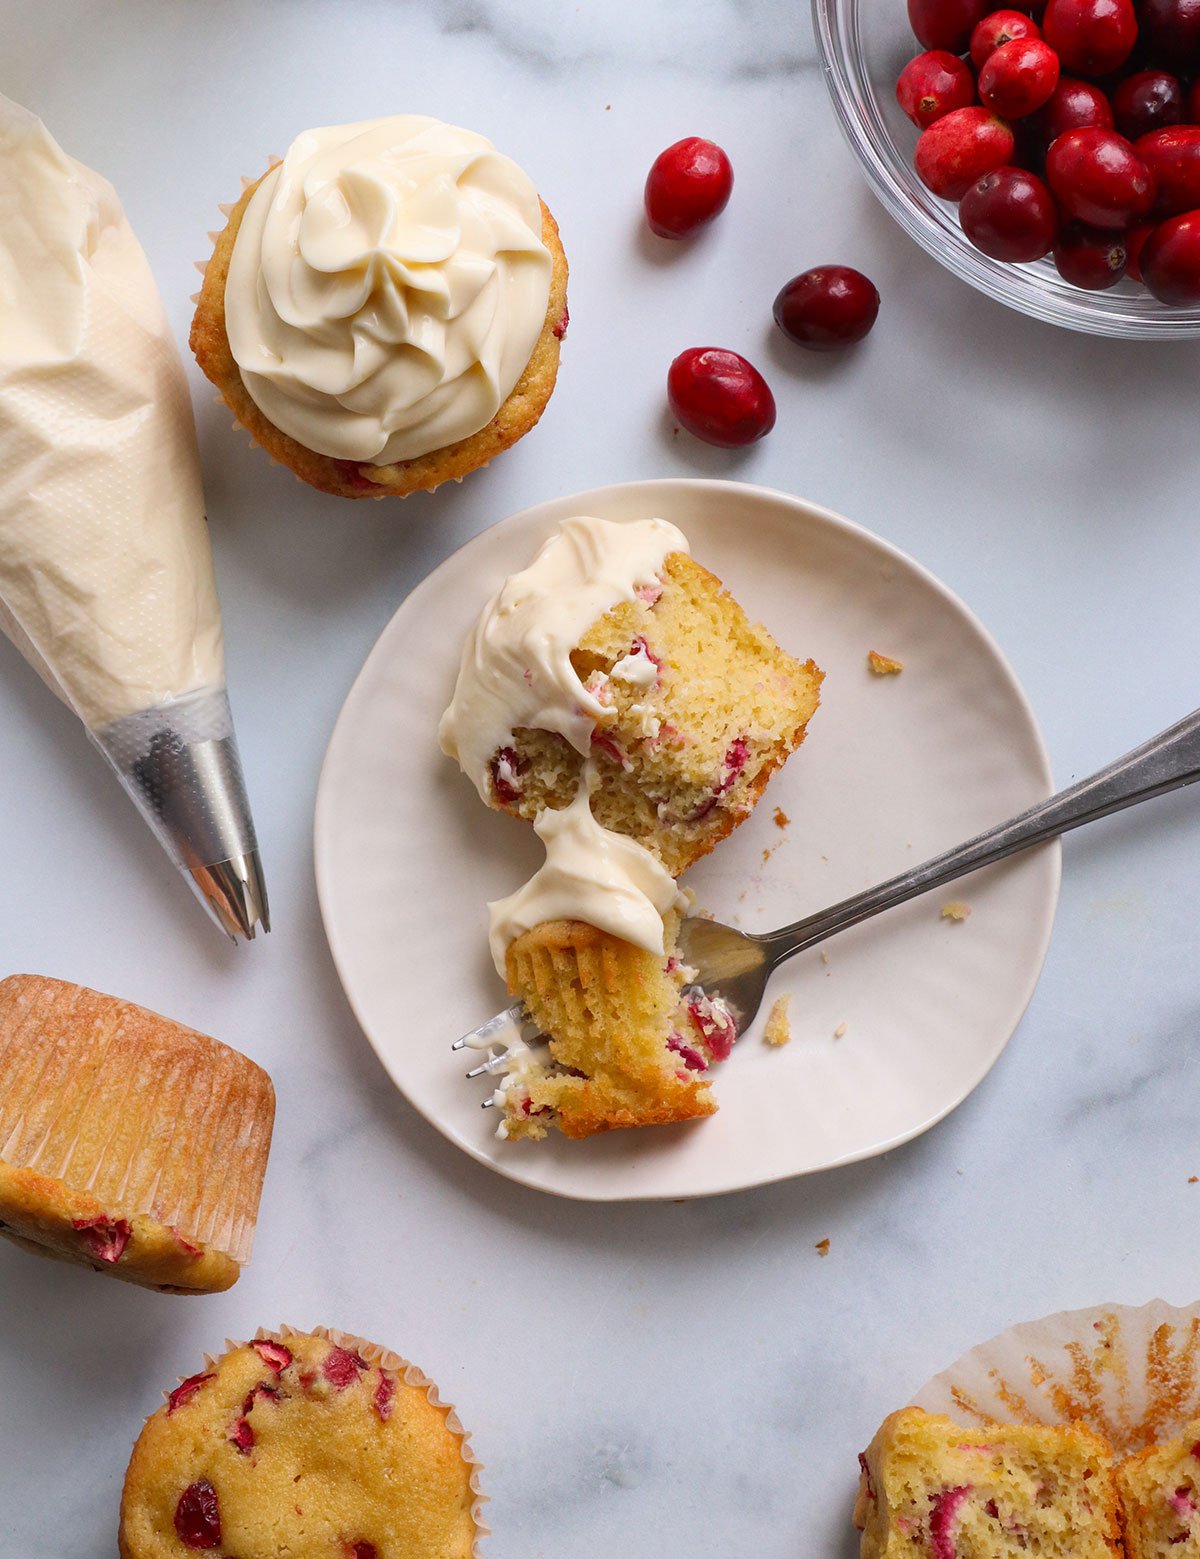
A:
773 807 790 828
834 1021 848 1039
764 995 792 1047
941 900 972 921
867 649 904 675
816 1238 831 1257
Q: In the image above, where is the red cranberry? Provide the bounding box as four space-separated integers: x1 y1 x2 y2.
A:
1112 72 1185 139
908 0 989 52
1046 128 1155 226
667 348 775 447
915 107 1016 198
970 9 1042 68
1136 127 1200 214
1042 0 1137 76
1052 221 1128 284
250 1339 294 1373
1034 77 1114 147
167 1373 214 1415
644 138 734 239
373 1373 395 1422
960 166 1060 258
1125 220 1156 279
174 1481 221 1549
1140 209 1200 300
1189 81 1200 122
1138 0 1200 71
979 39 1061 117
896 51 977 128
322 1345 367 1389
772 266 880 349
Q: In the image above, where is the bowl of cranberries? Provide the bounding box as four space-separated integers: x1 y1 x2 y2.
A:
814 0 1200 332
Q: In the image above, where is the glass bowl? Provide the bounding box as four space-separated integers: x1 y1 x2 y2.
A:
812 0 1200 338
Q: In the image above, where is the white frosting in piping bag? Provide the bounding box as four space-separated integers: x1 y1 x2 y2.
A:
487 774 686 977
225 115 553 465
0 95 224 729
439 515 688 799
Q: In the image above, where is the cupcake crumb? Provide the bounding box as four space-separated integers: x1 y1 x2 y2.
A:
833 1021 847 1039
1190 1176 1198 1184
820 950 830 965
764 995 791 1047
868 649 904 675
815 1238 831 1257
941 901 971 922
773 807 790 829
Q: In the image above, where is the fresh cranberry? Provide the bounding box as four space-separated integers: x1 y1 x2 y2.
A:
960 166 1059 257
250 1339 294 1374
1125 220 1156 279
489 746 525 807
667 348 775 447
1033 77 1114 147
228 1414 255 1454
1136 126 1200 213
1052 220 1128 284
1046 128 1155 226
1113 72 1185 139
666 1034 710 1071
174 1481 221 1549
896 50 977 128
334 460 383 493
167 1373 214 1415
322 1345 367 1390
979 38 1061 117
1042 0 1137 76
1138 0 1200 71
915 107 1016 198
347 1544 378 1559
1140 209 1200 300
772 266 880 349
908 0 989 51
1190 82 1200 122
643 138 733 238
373 1373 395 1422
553 305 569 339
970 8 1041 68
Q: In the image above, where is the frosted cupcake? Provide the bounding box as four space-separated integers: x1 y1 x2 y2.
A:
191 115 568 499
119 1326 483 1557
0 975 274 1293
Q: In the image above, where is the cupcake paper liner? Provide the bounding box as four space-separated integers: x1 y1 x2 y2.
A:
912 1299 1200 1456
0 978 272 1266
161 1325 489 1554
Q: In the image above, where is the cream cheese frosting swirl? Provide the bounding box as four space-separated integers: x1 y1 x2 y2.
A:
224 115 553 465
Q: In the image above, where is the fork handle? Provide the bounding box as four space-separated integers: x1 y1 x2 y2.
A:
760 706 1200 965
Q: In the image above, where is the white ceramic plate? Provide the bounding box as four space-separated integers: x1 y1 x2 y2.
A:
315 479 1059 1202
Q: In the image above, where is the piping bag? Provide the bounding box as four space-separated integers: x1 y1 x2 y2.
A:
0 95 267 940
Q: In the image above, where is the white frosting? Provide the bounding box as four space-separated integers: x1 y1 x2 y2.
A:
487 778 685 976
0 96 224 729
224 115 553 464
439 515 688 799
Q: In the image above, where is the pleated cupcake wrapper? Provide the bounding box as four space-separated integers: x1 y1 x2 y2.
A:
191 166 478 498
0 986 271 1268
912 1298 1200 1457
159 1326 489 1554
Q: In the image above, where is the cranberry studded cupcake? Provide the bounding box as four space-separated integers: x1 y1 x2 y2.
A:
118 1327 483 1558
440 515 823 876
854 1407 1122 1557
0 975 274 1294
191 115 568 499
1116 1420 1200 1555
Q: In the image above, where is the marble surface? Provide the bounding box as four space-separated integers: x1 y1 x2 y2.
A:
3 3 1200 1555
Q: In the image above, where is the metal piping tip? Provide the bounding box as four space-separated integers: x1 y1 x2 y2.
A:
188 849 270 942
91 688 269 945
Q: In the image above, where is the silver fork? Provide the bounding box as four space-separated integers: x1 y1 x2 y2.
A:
455 707 1200 1092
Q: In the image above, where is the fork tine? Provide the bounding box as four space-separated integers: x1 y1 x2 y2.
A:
453 1002 526 1052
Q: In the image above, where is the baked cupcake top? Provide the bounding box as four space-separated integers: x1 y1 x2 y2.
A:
224 115 553 465
119 1328 480 1558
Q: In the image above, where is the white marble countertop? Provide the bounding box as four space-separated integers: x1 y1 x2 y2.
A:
3 3 1200 1555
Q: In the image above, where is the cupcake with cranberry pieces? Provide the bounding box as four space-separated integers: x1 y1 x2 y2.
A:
191 115 568 499
119 1326 483 1557
0 975 274 1294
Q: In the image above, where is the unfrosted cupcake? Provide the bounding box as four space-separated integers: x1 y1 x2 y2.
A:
191 115 568 499
0 975 274 1293
118 1326 483 1558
